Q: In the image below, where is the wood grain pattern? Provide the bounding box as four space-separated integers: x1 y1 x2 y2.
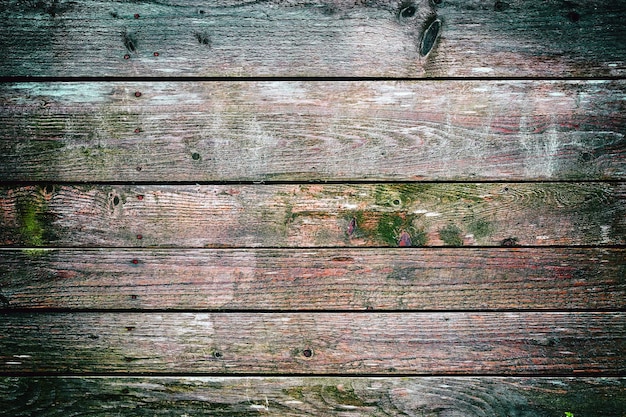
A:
1 81 624 182
0 248 624 310
0 0 624 77
1 376 624 416
1 312 624 375
1 183 624 247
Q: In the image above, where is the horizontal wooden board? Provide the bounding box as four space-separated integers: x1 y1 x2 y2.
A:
0 0 624 77
1 80 624 182
0 248 624 311
0 312 623 375
1 183 624 248
1 376 624 416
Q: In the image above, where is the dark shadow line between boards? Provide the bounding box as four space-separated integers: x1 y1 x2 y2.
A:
1 371 624 378
1 307 625 314
1 180 625 186
1 244 626 250
1 76 625 83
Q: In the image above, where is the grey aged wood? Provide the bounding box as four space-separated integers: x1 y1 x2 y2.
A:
1 376 624 416
0 248 624 310
1 312 623 375
0 0 624 77
1 183 624 247
1 80 624 182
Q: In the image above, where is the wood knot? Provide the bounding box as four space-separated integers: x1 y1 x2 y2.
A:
419 17 441 56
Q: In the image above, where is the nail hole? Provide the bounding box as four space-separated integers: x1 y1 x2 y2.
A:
191 152 201 160
153 51 159 57
131 259 139 264
302 348 313 358
400 5 416 18
134 128 141 133
124 54 130 60
503 187 509 192
136 166 142 171
137 195 144 200
136 234 143 240
392 199 401 206
113 196 120 206
567 11 580 22
134 91 142 97
213 351 223 358
134 13 140 19
125 326 135 331
130 294 138 300
420 18 441 56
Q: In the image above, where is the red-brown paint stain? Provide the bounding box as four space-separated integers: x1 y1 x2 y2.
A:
347 217 357 235
398 231 412 247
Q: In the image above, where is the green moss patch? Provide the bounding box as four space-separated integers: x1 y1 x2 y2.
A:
439 223 463 246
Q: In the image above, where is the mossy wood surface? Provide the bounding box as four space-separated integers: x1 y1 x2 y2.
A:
0 183 624 247
1 81 624 182
1 0 625 413
0 248 624 311
0 0 624 77
1 377 624 417
1 312 624 375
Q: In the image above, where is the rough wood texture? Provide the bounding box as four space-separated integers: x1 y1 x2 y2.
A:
0 248 624 311
1 376 624 416
1 81 624 182
1 312 623 375
0 0 624 77
1 183 624 247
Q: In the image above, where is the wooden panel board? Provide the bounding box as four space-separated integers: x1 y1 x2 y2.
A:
0 312 623 375
1 81 624 182
1 376 624 416
1 183 624 248
0 0 624 77
0 248 624 311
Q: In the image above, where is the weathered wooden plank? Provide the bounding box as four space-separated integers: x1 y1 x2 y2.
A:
1 376 624 416
0 0 624 77
1 183 624 247
1 80 624 182
0 248 624 310
0 312 623 374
